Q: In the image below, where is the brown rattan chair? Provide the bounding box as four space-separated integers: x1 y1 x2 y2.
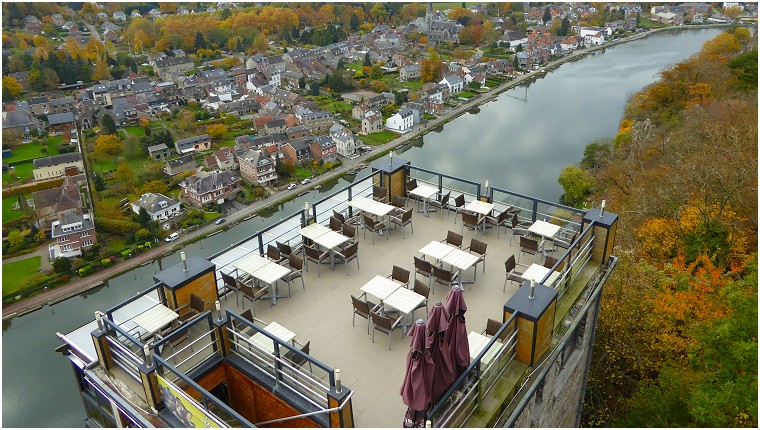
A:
363 214 387 244
284 254 305 292
371 311 404 350
334 242 359 276
221 272 241 306
443 230 463 249
390 208 414 238
304 245 330 276
267 244 285 263
413 256 433 287
452 194 466 224
386 265 410 288
412 279 430 315
518 236 540 263
484 318 509 341
461 210 484 236
429 190 451 220
432 265 458 294
329 216 343 232
485 208 512 238
238 279 270 316
503 255 526 292
465 238 487 280
332 209 346 223
373 185 388 203
178 294 204 324
351 294 379 334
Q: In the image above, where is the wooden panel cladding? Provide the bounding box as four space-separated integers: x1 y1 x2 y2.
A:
166 272 218 316
534 301 556 365
389 170 405 200
505 310 536 366
329 394 354 427
605 222 617 262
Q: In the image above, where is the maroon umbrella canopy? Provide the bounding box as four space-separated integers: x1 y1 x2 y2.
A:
400 319 435 412
444 285 470 378
426 301 455 405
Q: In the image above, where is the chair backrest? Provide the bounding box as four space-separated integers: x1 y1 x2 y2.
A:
342 242 358 259
406 179 417 192
462 211 478 225
221 272 236 287
392 194 406 208
372 312 393 331
510 213 519 228
498 208 510 223
438 191 450 204
289 254 303 270
505 255 516 273
446 230 463 247
330 216 343 232
413 279 430 298
332 210 345 223
485 318 503 338
342 223 356 239
373 185 387 199
470 238 487 256
454 194 465 208
520 236 538 252
240 309 254 323
414 256 432 274
401 208 413 222
363 214 375 228
351 295 369 315
267 244 281 261
305 245 321 259
433 265 452 280
392 265 410 283
276 241 292 255
190 294 204 312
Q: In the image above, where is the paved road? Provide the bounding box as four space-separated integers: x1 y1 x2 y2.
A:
2 27 684 319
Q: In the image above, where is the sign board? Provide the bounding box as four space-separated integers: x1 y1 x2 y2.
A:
156 374 224 428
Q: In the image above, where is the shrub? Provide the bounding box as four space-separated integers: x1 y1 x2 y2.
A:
78 265 93 277
135 228 152 241
101 258 112 267
137 245 144 253
144 241 152 248
121 249 133 258
53 257 72 274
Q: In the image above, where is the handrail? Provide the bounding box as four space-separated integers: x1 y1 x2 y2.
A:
252 391 354 426
105 284 162 320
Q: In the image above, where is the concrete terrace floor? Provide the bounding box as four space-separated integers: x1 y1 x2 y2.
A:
215 204 558 428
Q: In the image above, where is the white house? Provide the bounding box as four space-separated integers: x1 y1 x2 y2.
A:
131 193 181 221
439 74 464 94
385 108 414 133
329 123 358 157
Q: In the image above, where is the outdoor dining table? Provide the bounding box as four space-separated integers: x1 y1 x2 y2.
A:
383 287 426 333
348 196 396 232
467 331 503 365
299 223 332 241
464 200 495 233
312 230 351 268
409 184 439 217
441 247 482 284
419 240 459 263
132 303 179 340
521 263 561 287
250 321 296 355
528 220 561 255
233 254 292 306
360 275 404 301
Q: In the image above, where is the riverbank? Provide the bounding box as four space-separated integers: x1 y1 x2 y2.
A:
1 25 732 320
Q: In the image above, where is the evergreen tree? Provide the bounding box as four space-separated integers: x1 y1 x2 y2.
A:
236 37 243 53
350 14 360 31
363 52 371 67
101 113 117 135
298 76 306 89
309 81 320 96
93 173 106 191
138 207 151 227
195 31 207 49
560 16 570 37
543 7 551 25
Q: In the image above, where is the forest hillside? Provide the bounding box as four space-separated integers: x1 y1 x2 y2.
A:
571 28 758 427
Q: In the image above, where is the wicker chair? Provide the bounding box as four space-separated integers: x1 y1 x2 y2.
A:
284 254 305 292
390 208 414 239
329 216 343 232
518 236 540 263
461 211 484 236
221 272 241 306
386 265 410 288
363 214 387 244
443 230 463 249
485 208 512 238
178 294 205 324
432 265 458 294
465 238 487 281
503 255 526 292
373 185 388 203
412 279 430 315
351 295 379 334
304 245 330 277
429 191 451 220
413 256 433 287
371 311 404 350
451 194 466 224
334 242 360 276
239 279 270 316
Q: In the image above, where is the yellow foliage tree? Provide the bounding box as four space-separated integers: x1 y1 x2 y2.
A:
206 123 228 140
94 134 122 158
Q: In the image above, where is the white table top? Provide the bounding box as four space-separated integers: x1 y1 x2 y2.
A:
419 240 457 261
465 200 495 216
347 195 375 211
314 230 350 250
348 196 396 217
253 262 291 285
250 322 296 354
468 331 502 364
300 223 332 240
442 248 481 272
409 184 439 199
529 220 561 239
383 287 425 315
361 275 403 301
233 253 272 276
133 304 179 335
522 263 552 284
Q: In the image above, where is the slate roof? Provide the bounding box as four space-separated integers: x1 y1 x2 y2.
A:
33 153 82 169
132 193 179 215
181 170 239 194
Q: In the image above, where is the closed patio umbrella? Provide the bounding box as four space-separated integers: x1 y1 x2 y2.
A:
444 285 470 378
426 301 455 405
400 319 434 428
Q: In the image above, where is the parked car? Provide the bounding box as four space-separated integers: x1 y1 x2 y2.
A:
165 232 179 242
287 183 297 190
301 178 311 185
215 217 226 225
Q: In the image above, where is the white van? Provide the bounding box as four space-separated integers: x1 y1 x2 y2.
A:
165 232 179 242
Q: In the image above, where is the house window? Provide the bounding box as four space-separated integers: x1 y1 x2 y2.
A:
82 240 93 247
80 231 90 238
62 244 73 252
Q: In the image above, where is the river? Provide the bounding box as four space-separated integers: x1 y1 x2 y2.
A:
2 28 724 427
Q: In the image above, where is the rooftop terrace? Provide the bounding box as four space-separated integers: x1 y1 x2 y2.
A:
59 158 615 428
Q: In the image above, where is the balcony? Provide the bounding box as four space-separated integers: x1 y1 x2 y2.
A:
60 160 616 427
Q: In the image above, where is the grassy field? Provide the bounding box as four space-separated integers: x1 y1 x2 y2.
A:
4 137 62 163
203 211 222 221
124 126 146 137
458 91 477 99
2 162 35 183
359 130 399 145
2 256 41 295
2 195 30 222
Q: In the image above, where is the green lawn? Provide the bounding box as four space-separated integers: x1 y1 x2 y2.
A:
4 138 62 164
104 237 129 253
203 211 222 221
2 195 29 222
359 130 399 145
2 256 41 295
123 126 146 137
3 162 35 183
458 91 476 99
321 100 353 115
402 80 423 90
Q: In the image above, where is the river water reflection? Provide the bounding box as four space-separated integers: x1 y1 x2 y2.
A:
2 28 723 427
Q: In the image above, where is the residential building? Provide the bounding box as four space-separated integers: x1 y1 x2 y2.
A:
282 138 313 164
175 134 212 155
131 193 181 221
285 125 310 141
262 118 287 136
439 75 464 95
27 96 50 115
31 175 85 227
153 56 195 81
180 170 241 207
300 110 334 134
385 108 414 133
399 64 422 82
362 110 383 135
148 143 171 161
238 148 277 186
164 154 197 176
329 123 358 157
352 103 371 120
310 135 337 163
2 110 44 139
33 153 84 181
205 148 238 171
48 210 96 260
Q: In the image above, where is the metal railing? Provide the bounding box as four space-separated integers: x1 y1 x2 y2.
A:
100 318 145 382
225 311 336 412
152 312 220 377
427 313 519 427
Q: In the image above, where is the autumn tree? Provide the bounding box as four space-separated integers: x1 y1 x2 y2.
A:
2 76 22 101
369 64 383 81
94 134 122 158
178 109 196 131
206 123 228 140
141 179 169 196
100 113 117 135
115 161 134 191
557 165 594 208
